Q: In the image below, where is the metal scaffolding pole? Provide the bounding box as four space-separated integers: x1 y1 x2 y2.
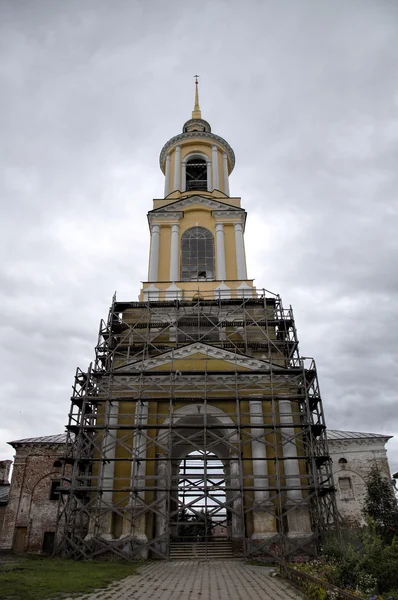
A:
55 291 338 561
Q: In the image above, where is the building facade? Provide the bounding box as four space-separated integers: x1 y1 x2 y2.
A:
327 430 392 528
47 84 339 561
0 431 393 555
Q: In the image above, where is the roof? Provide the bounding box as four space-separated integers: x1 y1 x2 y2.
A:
9 433 67 446
0 484 10 504
327 430 392 441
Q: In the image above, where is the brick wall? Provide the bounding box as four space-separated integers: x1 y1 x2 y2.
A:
0 443 65 553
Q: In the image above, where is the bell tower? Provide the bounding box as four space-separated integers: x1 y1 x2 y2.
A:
141 79 251 302
57 81 338 562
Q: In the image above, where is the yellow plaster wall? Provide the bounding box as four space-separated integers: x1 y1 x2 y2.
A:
157 225 172 281
147 354 252 373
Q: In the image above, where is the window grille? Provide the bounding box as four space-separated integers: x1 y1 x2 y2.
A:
181 226 215 281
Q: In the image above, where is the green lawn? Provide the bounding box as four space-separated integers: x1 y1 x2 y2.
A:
0 556 141 600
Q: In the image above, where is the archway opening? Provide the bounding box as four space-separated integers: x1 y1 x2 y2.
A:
186 158 207 191
174 450 228 541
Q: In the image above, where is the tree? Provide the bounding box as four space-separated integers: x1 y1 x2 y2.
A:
176 507 213 541
364 465 398 535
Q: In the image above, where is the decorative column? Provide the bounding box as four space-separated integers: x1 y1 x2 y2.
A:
181 160 187 192
222 153 230 196
279 399 312 537
215 222 227 280
207 160 212 191
230 454 244 539
148 224 160 281
234 223 247 280
122 401 149 557
173 145 181 191
164 154 171 197
212 145 219 190
169 223 179 281
155 454 170 556
87 401 119 540
249 399 276 539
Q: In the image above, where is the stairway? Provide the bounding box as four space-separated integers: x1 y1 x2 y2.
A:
169 540 237 560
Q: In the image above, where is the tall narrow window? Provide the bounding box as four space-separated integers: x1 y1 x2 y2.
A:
186 158 207 191
181 227 214 281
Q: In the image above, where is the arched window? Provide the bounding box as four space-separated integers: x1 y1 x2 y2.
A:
181 227 214 281
186 158 207 191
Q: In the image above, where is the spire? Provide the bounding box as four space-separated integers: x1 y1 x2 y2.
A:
192 74 202 119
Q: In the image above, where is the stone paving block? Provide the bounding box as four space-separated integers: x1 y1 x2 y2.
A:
64 561 303 600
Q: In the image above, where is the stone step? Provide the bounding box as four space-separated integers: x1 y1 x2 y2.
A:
169 540 237 560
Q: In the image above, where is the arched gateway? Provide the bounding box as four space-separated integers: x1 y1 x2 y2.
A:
56 81 337 561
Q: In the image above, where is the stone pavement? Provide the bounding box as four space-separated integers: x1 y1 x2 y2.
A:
65 560 303 600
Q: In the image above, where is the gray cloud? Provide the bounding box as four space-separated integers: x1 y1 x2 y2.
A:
1 0 398 473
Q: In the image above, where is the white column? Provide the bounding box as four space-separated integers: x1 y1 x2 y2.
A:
230 455 244 539
98 401 119 538
148 224 160 281
234 223 247 280
279 399 312 536
222 152 230 196
212 145 219 190
173 145 181 191
249 400 269 502
122 400 149 553
279 399 302 499
169 223 179 281
207 161 212 192
181 161 186 192
164 154 171 197
215 222 227 280
155 455 170 556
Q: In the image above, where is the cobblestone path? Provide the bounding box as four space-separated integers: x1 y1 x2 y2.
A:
65 560 303 600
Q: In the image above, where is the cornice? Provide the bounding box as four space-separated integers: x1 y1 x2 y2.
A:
109 372 295 390
212 210 246 224
152 195 244 214
148 212 183 225
328 438 388 449
160 131 235 172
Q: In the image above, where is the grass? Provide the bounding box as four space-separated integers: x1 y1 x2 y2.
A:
0 556 141 600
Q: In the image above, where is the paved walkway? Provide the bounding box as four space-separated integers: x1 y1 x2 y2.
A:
66 560 302 600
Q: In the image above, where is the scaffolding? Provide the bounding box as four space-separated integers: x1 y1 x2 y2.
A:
56 290 338 561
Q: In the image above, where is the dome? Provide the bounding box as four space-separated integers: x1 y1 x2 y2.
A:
182 118 211 133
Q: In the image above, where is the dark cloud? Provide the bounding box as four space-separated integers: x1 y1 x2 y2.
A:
1 0 397 472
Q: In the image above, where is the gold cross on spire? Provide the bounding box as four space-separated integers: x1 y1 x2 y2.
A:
192 74 202 119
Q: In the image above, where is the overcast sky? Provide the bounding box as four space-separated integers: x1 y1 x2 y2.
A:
1 0 398 475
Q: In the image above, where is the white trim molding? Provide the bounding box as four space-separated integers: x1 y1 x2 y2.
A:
214 281 231 299
143 283 160 301
129 342 271 372
165 282 182 300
